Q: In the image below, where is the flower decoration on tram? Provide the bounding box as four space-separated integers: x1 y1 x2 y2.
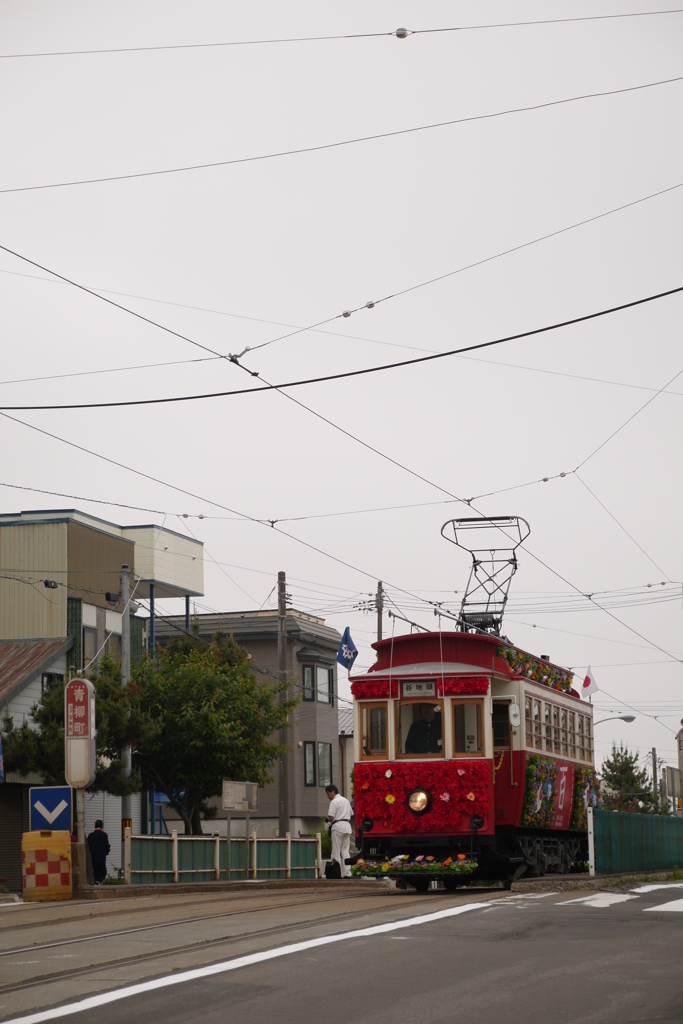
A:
571 767 600 832
415 855 424 862
521 755 559 828
385 794 396 805
439 792 450 803
385 769 392 779
444 857 453 866
353 760 490 834
495 644 572 693
457 853 466 861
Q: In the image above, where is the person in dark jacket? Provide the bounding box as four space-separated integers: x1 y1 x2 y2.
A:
405 703 442 754
87 820 110 884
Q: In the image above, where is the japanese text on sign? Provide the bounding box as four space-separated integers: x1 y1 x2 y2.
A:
65 682 90 739
402 681 436 697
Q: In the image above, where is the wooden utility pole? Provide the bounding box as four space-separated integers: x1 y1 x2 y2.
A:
277 572 290 837
376 580 384 642
121 564 132 838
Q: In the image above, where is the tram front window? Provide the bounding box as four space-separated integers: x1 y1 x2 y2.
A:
398 701 443 757
361 702 388 759
453 701 483 756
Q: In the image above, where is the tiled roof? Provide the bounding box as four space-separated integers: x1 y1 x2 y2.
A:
0 637 73 708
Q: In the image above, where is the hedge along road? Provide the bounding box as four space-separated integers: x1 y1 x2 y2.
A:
2 884 683 1024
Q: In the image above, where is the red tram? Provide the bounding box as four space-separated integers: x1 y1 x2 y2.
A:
350 519 598 889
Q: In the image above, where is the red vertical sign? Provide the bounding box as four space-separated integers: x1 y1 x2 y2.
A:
65 680 91 739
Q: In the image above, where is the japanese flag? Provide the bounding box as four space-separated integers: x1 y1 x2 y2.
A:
582 667 598 696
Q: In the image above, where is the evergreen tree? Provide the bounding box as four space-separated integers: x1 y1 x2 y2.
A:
600 743 654 812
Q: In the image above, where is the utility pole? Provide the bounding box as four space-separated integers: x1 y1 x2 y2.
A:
652 747 658 808
376 581 384 642
277 572 290 838
121 565 132 838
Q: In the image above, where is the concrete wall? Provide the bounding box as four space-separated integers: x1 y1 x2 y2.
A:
0 522 68 639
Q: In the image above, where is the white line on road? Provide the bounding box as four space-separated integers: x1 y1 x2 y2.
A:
1 900 490 1024
556 893 638 908
631 883 683 894
643 898 683 912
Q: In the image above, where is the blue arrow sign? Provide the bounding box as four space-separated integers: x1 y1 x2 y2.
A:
29 786 73 832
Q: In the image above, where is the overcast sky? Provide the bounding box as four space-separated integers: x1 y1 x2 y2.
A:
2 1 683 773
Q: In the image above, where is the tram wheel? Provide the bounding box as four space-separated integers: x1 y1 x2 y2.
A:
410 877 430 893
442 877 460 892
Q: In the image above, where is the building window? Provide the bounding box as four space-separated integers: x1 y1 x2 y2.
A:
396 701 444 758
304 742 316 786
106 633 122 660
361 703 387 759
316 666 333 705
41 673 63 694
83 627 97 667
453 700 483 756
302 666 314 701
318 742 332 787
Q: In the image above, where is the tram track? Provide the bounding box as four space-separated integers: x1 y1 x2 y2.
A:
0 891 389 958
0 893 443 996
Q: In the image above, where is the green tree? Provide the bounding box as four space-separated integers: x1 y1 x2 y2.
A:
132 639 299 834
1 654 141 795
600 743 654 813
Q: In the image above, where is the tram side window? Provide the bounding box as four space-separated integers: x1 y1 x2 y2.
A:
577 715 585 760
568 713 576 758
533 700 542 750
560 710 568 756
544 704 552 753
397 701 443 757
453 701 483 756
492 703 511 749
552 707 560 753
525 699 533 747
361 703 388 759
584 718 593 762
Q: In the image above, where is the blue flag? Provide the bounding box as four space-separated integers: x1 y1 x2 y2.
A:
337 627 358 671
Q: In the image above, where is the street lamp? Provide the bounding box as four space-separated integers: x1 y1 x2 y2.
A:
593 715 636 725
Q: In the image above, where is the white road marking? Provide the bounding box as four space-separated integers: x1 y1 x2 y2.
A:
643 898 683 912
631 883 683 894
557 893 638 908
1 900 491 1023
505 893 557 900
33 801 68 825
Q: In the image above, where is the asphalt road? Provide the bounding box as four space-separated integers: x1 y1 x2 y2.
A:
2 883 683 1024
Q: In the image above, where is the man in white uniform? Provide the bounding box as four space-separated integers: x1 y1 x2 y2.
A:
325 784 353 878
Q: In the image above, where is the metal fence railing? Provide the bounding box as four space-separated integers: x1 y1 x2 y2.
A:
588 808 683 875
124 830 322 885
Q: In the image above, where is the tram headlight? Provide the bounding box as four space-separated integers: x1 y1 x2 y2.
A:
407 789 432 815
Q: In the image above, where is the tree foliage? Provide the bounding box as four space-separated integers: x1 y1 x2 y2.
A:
1 655 141 794
132 637 298 833
600 743 655 813
2 634 299 835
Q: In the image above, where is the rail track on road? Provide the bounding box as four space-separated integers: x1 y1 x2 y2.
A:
0 890 454 996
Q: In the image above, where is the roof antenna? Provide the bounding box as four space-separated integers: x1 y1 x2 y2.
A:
440 516 530 636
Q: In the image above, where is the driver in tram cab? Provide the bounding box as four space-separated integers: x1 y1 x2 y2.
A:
405 703 442 754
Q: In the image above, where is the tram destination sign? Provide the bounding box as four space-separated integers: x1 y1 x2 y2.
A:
402 681 436 698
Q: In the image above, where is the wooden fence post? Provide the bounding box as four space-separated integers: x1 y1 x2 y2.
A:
316 832 322 879
286 832 291 879
214 833 220 881
171 830 178 883
252 829 257 880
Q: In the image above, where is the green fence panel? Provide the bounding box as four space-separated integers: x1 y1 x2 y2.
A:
177 837 215 880
290 839 317 879
130 837 173 885
256 840 287 880
595 809 683 874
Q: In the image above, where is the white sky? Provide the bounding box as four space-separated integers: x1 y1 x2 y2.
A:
1 1 683 774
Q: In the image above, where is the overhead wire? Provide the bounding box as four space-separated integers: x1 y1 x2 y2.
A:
2 11 683 58
3 283 683 411
1 75 682 194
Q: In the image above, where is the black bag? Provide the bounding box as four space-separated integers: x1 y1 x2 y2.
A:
324 858 342 879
